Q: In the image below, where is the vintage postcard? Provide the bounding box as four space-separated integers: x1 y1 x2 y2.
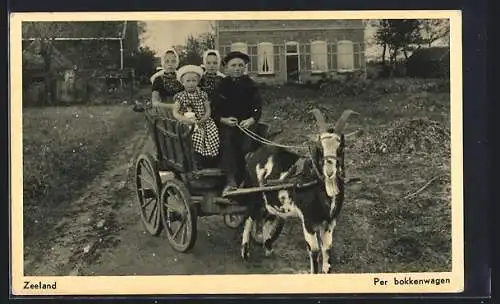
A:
10 10 463 295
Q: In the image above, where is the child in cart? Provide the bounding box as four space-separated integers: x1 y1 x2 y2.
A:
172 65 220 169
199 50 226 101
211 51 263 194
150 48 184 112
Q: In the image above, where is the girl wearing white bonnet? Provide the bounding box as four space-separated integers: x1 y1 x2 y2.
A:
143 48 184 161
151 48 184 109
172 65 220 169
199 49 226 100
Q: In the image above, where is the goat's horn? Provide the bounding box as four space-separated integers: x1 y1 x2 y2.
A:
310 108 328 132
334 110 360 134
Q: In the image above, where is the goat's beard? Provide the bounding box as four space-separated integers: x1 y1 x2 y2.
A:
323 163 338 197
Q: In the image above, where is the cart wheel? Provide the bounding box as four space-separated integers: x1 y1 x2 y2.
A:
160 178 198 253
223 214 246 229
135 153 163 236
251 215 285 245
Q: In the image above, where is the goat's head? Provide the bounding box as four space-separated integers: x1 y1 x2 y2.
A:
308 108 359 197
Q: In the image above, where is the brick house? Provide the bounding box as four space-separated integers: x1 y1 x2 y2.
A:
216 20 367 84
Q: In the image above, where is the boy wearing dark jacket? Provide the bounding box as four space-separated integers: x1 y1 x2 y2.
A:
211 51 263 194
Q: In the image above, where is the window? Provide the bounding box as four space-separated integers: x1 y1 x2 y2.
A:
286 42 299 54
337 40 354 72
248 45 258 73
257 42 274 74
230 42 249 74
273 45 281 72
310 40 328 73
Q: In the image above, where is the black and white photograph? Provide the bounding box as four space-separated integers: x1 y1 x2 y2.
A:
10 11 463 295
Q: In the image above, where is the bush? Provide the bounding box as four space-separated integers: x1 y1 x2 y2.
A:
406 47 450 78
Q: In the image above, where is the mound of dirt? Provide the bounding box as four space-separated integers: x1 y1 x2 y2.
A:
364 118 451 155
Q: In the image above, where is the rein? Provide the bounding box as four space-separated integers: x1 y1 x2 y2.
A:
235 124 308 150
236 124 325 181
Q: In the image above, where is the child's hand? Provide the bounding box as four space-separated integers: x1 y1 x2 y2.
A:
183 111 197 124
185 117 197 124
221 117 238 126
239 117 255 128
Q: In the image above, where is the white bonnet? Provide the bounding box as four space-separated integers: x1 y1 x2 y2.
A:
162 48 180 68
202 49 222 66
176 64 204 82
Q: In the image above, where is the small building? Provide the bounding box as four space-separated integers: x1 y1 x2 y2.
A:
21 21 141 104
215 20 367 84
22 39 75 104
22 21 139 70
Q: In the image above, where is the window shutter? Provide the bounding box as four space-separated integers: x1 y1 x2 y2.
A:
257 42 274 74
310 40 328 72
337 40 354 72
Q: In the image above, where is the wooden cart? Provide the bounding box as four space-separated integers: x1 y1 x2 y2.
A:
133 104 285 253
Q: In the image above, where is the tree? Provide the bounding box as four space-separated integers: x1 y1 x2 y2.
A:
375 19 422 64
198 32 216 50
178 29 217 67
128 46 157 84
374 19 391 64
22 22 65 104
418 19 450 47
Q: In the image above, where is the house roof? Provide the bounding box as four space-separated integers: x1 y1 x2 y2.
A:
22 21 127 40
22 40 73 70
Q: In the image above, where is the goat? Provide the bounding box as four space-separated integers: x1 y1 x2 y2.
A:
240 108 358 274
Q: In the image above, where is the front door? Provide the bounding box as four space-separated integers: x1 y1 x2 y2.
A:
286 55 299 83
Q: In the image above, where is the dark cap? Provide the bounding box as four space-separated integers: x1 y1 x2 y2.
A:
222 51 250 66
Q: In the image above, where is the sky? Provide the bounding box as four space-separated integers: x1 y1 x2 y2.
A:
141 21 210 54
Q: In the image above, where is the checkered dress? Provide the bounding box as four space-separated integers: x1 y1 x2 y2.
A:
152 71 184 103
173 88 220 157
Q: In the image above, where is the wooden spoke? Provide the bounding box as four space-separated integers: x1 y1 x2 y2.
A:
142 197 155 209
172 217 186 240
147 203 158 223
134 154 163 236
139 174 156 189
160 178 198 253
140 159 156 179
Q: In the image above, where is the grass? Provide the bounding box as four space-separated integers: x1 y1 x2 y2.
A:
22 104 144 247
258 79 452 273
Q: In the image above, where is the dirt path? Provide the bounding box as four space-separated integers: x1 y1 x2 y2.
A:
78 193 381 276
23 125 149 276
24 126 380 275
